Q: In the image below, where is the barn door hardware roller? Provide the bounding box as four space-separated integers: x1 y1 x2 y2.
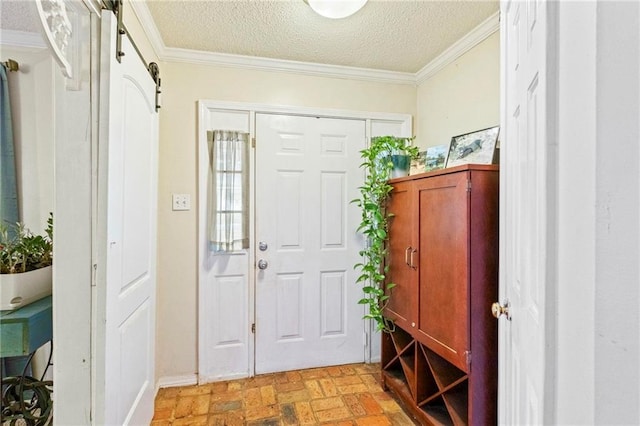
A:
107 0 162 112
148 62 162 112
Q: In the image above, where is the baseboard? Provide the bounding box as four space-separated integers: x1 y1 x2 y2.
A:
155 374 198 394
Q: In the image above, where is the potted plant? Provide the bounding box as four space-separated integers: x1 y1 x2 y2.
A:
0 214 53 310
382 136 420 179
352 136 419 332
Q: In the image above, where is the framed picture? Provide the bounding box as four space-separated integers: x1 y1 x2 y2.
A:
445 126 500 168
410 144 449 175
409 151 426 175
425 144 448 171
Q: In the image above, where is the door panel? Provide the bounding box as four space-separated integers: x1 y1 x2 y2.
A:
255 114 365 374
96 12 158 425
385 181 416 331
415 172 469 371
500 0 550 423
197 108 251 382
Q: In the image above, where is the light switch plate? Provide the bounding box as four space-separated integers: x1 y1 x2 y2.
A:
172 194 191 211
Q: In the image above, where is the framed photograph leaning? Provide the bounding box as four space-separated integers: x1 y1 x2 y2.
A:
445 126 500 168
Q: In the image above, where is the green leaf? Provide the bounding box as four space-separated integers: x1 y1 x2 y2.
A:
355 275 369 283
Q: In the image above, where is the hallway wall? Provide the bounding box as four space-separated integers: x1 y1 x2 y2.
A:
416 31 500 150
155 63 416 380
556 1 640 423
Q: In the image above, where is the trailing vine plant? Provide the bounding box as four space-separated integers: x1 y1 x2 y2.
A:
353 136 419 332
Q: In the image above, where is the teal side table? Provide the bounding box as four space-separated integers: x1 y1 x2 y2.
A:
1 296 53 424
0 296 52 358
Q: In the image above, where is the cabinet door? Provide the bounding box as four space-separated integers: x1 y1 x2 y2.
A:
385 180 417 331
415 171 470 371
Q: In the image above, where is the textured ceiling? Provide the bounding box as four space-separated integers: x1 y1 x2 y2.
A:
146 0 498 73
0 1 40 33
0 1 499 74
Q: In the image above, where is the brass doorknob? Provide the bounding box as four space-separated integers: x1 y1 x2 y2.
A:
491 301 510 320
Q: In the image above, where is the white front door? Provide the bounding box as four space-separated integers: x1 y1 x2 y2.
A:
255 114 366 374
95 12 159 425
499 0 553 424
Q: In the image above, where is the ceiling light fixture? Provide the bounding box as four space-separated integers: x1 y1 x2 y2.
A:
305 0 368 19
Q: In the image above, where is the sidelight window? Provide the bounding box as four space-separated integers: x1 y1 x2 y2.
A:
206 130 249 252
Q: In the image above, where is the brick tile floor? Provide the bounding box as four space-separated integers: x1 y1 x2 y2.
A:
151 363 417 425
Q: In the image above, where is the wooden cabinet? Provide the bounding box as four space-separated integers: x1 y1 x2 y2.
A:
381 164 499 426
385 179 417 332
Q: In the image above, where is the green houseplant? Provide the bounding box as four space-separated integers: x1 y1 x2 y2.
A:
353 136 419 332
0 214 53 310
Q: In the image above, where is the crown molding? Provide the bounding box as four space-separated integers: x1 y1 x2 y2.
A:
130 1 498 86
415 11 500 85
128 0 167 59
162 47 417 85
128 0 414 84
0 30 47 50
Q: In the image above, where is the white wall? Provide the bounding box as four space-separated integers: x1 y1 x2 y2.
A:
556 2 597 424
556 1 640 424
2 47 54 232
155 62 416 380
592 1 639 423
416 31 500 150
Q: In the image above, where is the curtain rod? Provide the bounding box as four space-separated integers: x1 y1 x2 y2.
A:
2 59 19 72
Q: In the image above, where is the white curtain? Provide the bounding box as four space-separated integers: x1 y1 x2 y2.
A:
207 130 250 253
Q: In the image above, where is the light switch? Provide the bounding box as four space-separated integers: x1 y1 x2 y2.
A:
172 194 190 211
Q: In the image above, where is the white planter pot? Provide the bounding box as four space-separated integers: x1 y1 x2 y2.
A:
0 266 52 311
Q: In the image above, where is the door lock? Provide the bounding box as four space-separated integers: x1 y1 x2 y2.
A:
259 241 268 251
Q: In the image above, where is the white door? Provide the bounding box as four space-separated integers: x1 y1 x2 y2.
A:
255 114 366 374
95 12 159 425
499 0 553 424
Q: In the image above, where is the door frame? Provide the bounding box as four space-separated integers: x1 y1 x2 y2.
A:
197 100 411 382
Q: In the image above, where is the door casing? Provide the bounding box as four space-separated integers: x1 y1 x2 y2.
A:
197 100 411 382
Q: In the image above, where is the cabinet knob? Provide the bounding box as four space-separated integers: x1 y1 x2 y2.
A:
491 300 511 320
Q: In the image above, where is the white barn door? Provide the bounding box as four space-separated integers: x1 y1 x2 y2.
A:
95 12 159 425
499 0 555 424
255 114 366 374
